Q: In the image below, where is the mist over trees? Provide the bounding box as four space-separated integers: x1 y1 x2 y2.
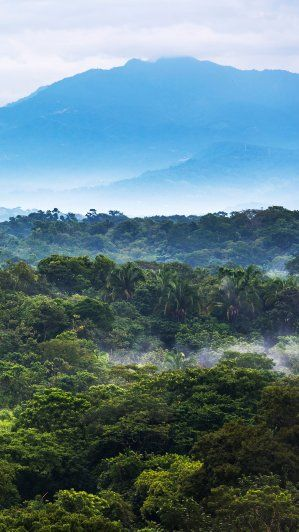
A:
0 204 298 529
0 249 298 529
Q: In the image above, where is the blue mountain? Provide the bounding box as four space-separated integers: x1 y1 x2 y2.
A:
0 57 299 194
8 141 297 216
132 142 299 185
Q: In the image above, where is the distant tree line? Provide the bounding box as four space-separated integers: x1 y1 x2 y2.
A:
0 206 298 268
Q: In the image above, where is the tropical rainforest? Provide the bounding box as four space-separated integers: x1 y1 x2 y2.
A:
0 221 298 530
0 206 298 269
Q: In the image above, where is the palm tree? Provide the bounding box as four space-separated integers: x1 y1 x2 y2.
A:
107 262 144 300
156 269 196 321
263 276 298 308
218 266 263 322
164 350 194 370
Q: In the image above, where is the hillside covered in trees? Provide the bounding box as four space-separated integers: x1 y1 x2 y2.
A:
0 206 298 269
0 253 298 529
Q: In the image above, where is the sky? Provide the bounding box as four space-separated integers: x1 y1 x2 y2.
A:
0 0 299 105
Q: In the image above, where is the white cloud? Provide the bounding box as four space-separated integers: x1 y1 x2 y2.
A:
0 0 298 104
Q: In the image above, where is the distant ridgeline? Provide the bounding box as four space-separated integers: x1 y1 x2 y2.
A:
1 57 299 185
0 58 299 213
0 206 298 268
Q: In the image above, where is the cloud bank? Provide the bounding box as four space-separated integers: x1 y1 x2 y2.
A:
0 0 299 104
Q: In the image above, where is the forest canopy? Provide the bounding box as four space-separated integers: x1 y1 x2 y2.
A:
0 206 298 269
0 204 298 530
0 251 298 529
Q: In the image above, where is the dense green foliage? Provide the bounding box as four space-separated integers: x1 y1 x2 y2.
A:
0 206 298 268
0 254 298 530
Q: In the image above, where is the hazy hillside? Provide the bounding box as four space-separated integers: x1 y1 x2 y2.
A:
12 141 297 216
0 57 299 199
136 143 299 183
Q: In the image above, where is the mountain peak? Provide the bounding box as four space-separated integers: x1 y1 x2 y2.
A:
123 56 230 73
0 56 298 203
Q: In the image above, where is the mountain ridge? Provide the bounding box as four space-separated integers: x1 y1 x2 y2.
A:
4 56 298 112
0 56 298 213
4 141 298 216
